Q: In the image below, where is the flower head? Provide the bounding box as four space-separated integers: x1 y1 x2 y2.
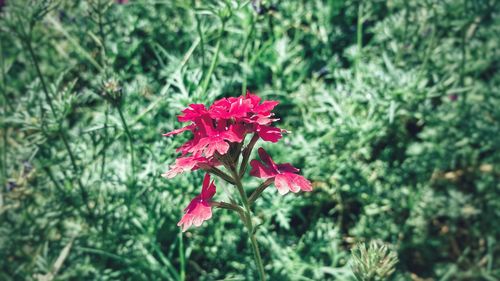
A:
188 117 245 157
164 93 311 233
250 147 312 195
177 173 216 232
209 96 253 119
163 93 283 162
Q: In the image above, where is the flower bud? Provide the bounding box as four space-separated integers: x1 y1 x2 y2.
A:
351 241 398 281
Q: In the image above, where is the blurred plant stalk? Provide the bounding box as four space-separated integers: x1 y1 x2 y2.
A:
7 0 93 218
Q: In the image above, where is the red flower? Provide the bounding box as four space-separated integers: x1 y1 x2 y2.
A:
188 117 245 157
163 93 283 159
209 96 253 119
177 173 216 231
163 93 294 231
178 104 208 123
250 148 312 195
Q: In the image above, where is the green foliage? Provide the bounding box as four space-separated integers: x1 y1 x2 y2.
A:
1 0 499 280
351 241 398 281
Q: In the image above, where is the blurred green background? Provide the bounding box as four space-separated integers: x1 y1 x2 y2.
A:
1 0 499 280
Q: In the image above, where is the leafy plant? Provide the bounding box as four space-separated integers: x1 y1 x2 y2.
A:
0 0 498 280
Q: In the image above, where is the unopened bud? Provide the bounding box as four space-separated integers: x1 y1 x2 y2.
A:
351 240 398 281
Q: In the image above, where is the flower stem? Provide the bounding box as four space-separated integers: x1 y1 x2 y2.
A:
205 167 235 185
230 168 266 281
355 1 363 81
212 201 245 216
0 39 8 187
178 229 186 281
241 12 256 95
100 104 109 179
248 179 273 205
26 39 56 118
25 34 92 218
117 106 136 181
239 134 259 178
199 20 225 98
191 0 205 71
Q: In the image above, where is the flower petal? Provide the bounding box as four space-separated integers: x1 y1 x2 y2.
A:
274 173 312 195
163 124 195 137
253 100 279 114
274 174 291 195
177 200 213 232
256 147 279 171
162 155 220 178
201 173 216 199
256 125 283 143
209 96 252 119
206 139 230 157
249 159 277 178
222 123 246 143
277 163 300 173
162 156 205 178
178 104 208 122
246 92 279 113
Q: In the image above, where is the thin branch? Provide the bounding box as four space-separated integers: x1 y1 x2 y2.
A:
204 166 236 185
199 19 226 97
239 133 259 177
117 106 136 181
212 201 245 215
248 179 273 205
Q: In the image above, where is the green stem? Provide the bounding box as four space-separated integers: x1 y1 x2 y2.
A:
59 132 91 217
460 0 468 108
239 134 259 177
199 20 226 97
230 168 266 281
248 179 273 205
205 167 236 185
0 36 8 101
241 13 256 94
25 33 91 216
95 0 110 180
192 0 205 70
1 110 5 187
117 106 136 181
178 230 186 281
43 166 65 194
241 13 256 58
212 201 245 216
97 0 108 64
355 1 363 81
60 127 79 174
26 39 56 118
100 104 109 179
0 39 7 185
398 1 410 64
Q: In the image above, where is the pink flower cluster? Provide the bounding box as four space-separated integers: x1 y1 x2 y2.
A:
163 93 312 231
